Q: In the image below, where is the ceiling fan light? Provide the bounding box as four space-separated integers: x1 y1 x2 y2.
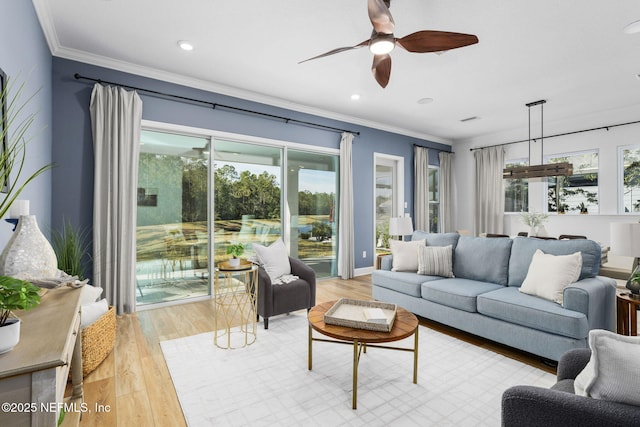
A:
369 38 395 55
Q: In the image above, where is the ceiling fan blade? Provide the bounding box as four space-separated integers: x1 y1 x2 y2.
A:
299 40 369 64
371 54 392 88
368 0 395 34
396 30 478 53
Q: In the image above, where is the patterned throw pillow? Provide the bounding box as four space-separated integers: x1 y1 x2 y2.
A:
417 245 454 277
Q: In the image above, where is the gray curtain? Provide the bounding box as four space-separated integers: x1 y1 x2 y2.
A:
338 132 354 279
439 151 454 233
414 146 429 231
474 146 505 235
90 84 143 314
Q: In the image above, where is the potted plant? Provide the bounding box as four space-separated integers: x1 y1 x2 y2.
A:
226 243 245 267
578 202 589 214
0 275 41 353
50 219 91 279
520 210 549 237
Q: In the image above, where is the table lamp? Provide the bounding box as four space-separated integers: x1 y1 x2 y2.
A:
610 222 640 297
389 216 414 241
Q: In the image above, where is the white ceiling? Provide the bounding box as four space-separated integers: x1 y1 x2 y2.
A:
33 0 640 145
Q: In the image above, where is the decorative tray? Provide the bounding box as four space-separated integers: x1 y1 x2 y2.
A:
217 260 254 271
324 298 397 332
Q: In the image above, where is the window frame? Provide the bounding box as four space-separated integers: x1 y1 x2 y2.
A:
544 149 599 215
504 157 530 213
618 144 640 214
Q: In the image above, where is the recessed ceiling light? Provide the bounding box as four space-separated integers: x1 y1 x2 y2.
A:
178 40 194 51
417 97 434 105
350 94 361 101
624 20 640 34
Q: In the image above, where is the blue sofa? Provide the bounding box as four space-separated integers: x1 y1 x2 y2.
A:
372 232 617 361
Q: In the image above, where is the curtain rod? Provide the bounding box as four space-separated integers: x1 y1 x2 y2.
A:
413 143 451 153
469 119 640 152
73 73 360 136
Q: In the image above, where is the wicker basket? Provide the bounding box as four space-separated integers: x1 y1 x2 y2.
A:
81 305 116 377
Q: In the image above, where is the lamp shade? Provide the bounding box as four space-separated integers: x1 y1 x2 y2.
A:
389 216 414 236
610 222 640 257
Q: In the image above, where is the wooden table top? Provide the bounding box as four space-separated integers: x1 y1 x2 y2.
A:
617 292 640 305
308 300 418 344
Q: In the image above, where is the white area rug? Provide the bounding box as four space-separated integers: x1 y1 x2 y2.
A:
161 312 554 426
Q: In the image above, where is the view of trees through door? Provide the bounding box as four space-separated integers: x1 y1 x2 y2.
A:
135 129 339 308
136 130 210 306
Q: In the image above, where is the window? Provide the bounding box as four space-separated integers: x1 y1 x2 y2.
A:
504 158 529 212
620 145 640 213
546 150 599 214
428 166 439 233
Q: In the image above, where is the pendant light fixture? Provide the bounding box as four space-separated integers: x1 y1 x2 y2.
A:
503 100 573 179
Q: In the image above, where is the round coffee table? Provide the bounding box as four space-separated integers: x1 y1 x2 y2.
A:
308 300 419 409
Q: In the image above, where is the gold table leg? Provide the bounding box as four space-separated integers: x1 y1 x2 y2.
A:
353 339 358 410
413 327 419 384
308 324 313 370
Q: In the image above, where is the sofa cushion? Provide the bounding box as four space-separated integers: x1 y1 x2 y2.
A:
422 278 503 313
508 237 601 287
389 239 425 272
574 329 640 406
417 245 454 277
412 231 460 250
452 236 513 286
477 287 588 339
372 269 442 298
519 249 582 304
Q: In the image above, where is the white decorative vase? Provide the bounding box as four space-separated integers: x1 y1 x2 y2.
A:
0 318 20 354
537 225 549 237
529 226 537 237
0 215 58 279
229 258 240 268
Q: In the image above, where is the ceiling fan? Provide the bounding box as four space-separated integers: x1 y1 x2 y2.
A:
300 0 479 88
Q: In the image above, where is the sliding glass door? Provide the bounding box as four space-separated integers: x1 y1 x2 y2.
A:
287 149 339 278
212 140 282 263
136 130 210 306
136 126 340 308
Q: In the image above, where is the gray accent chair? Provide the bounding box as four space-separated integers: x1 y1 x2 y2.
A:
502 348 640 427
256 257 316 329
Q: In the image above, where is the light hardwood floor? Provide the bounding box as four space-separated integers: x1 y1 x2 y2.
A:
76 274 555 426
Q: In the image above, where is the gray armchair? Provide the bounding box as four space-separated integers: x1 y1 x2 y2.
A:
502 348 640 427
256 257 316 329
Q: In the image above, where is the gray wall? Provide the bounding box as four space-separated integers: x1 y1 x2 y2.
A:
0 1 52 247
51 57 450 272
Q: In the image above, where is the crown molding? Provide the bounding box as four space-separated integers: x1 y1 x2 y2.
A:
32 0 450 146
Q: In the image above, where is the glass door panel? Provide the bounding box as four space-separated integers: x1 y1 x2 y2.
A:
213 140 282 265
136 130 210 307
287 149 339 279
375 160 396 252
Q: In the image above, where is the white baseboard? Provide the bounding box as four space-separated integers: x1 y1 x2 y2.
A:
354 266 375 276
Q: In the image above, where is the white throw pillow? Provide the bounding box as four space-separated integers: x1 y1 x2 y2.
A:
81 298 109 328
389 239 425 272
574 329 640 406
253 238 291 281
80 285 104 305
519 249 582 304
418 245 454 277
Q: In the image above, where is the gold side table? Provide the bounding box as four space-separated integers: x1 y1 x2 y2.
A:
214 261 258 349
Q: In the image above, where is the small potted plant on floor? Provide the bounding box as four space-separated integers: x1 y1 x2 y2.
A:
226 243 245 267
0 276 41 354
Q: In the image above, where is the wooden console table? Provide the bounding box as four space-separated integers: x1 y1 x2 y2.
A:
0 286 83 426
